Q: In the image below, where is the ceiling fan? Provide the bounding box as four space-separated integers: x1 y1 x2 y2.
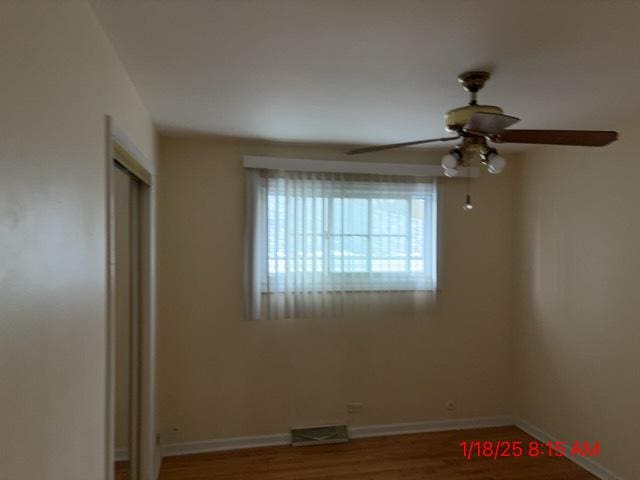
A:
346 71 618 195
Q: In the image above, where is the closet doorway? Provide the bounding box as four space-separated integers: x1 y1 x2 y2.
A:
107 120 155 480
113 160 141 480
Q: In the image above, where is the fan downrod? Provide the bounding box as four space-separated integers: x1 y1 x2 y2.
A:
457 71 491 93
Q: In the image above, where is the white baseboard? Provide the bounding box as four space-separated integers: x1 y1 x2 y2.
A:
161 432 290 457
349 416 513 439
160 416 512 457
114 448 128 462
515 419 622 480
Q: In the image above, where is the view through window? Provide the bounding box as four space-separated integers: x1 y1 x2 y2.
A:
263 176 437 292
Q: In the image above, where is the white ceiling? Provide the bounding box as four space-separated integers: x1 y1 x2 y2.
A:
92 0 640 148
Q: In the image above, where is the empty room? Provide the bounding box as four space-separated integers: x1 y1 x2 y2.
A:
1 1 639 479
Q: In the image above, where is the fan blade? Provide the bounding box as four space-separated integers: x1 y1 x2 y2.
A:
493 129 618 146
346 136 459 155
464 112 520 135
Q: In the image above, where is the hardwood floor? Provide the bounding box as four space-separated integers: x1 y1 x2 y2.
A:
159 426 597 479
115 461 129 480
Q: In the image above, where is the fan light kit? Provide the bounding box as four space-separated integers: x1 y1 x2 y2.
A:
347 71 618 210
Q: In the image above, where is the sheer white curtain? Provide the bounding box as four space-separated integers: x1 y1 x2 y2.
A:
244 169 437 320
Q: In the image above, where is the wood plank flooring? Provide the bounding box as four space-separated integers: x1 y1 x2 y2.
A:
115 461 129 480
159 426 597 479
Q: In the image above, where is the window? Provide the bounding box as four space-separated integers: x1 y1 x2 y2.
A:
259 172 437 292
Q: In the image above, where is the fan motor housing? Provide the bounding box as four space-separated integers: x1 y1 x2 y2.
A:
445 104 504 133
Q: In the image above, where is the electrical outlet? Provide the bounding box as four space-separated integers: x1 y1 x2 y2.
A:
446 401 456 412
347 401 364 413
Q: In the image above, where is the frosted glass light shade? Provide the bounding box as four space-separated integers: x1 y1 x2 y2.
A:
487 154 506 174
441 153 459 170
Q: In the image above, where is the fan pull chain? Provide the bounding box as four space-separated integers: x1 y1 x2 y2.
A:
463 159 473 211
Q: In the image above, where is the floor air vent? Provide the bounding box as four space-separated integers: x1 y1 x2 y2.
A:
291 425 349 446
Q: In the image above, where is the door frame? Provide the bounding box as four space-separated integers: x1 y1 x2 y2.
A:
105 115 157 480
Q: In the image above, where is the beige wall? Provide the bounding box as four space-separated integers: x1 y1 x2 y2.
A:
0 1 155 479
157 135 515 443
513 123 640 479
